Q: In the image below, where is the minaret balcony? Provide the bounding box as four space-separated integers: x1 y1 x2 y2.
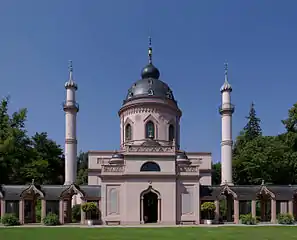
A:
63 100 79 112
219 103 235 114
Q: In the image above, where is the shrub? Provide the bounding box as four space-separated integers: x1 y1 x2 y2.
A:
201 202 216 220
1 213 20 226
72 204 81 223
81 202 98 220
35 199 41 222
277 213 295 225
240 214 257 225
43 213 60 226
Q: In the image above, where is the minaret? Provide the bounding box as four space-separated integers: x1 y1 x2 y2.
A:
63 60 79 185
219 63 234 186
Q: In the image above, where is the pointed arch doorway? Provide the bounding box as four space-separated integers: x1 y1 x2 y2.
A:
140 186 161 223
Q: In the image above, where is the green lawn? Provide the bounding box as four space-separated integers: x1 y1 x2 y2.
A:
1 226 297 240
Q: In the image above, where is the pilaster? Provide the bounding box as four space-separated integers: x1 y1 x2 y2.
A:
233 199 239 224
41 199 46 222
271 199 276 223
0 199 5 218
251 200 256 218
289 200 293 215
19 199 24 224
59 199 64 224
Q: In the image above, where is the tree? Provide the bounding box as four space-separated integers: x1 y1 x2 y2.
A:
243 102 262 141
212 162 221 185
0 97 32 184
76 151 88 185
0 97 65 184
282 103 297 133
21 132 64 184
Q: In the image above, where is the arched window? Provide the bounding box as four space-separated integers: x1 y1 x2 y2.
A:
125 124 132 141
140 161 161 172
145 121 155 139
169 124 175 141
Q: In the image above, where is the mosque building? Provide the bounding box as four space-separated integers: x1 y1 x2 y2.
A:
0 38 296 225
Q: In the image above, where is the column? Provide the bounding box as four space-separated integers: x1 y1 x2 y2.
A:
289 200 293 215
19 199 24 224
80 199 86 224
251 200 256 218
0 199 5 218
214 200 220 223
140 198 144 224
59 199 64 224
41 199 46 222
157 198 161 223
233 199 239 224
271 199 276 223
196 199 201 225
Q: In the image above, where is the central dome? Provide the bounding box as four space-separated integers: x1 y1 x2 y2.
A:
123 38 177 105
124 71 176 104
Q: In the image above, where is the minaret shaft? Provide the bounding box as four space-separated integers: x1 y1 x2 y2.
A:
64 61 78 185
219 63 234 186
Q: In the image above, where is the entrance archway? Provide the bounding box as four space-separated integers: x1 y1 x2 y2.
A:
140 186 161 224
143 191 158 223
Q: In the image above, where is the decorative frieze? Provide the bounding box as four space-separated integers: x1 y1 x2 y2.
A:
102 165 125 173
178 166 199 173
125 145 175 153
121 107 177 118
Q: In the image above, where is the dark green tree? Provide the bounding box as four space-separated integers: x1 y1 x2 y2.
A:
243 102 262 141
21 132 64 184
211 162 221 185
0 97 32 184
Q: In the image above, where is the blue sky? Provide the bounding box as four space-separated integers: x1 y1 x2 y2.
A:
1 0 297 162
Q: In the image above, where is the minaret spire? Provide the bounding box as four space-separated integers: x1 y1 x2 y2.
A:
68 60 74 81
224 62 228 82
148 36 152 64
63 60 79 185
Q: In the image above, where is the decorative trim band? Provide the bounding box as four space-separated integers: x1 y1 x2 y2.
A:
65 139 77 144
221 140 233 146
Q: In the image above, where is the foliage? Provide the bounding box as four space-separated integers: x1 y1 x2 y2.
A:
72 204 81 223
240 214 257 225
0 97 64 184
277 213 295 225
212 162 221 185
76 151 88 185
1 213 20 226
201 202 216 220
42 213 60 226
35 199 41 222
229 101 297 185
81 202 98 220
282 103 297 133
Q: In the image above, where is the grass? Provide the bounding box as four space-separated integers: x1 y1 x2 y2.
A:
1 226 297 240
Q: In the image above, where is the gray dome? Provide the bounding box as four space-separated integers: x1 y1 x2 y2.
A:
109 153 124 164
176 151 190 165
124 74 176 104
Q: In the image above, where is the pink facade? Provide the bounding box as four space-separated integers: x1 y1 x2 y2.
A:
88 54 212 224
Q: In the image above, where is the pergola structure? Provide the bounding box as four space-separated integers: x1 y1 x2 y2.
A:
200 182 297 224
0 183 100 224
